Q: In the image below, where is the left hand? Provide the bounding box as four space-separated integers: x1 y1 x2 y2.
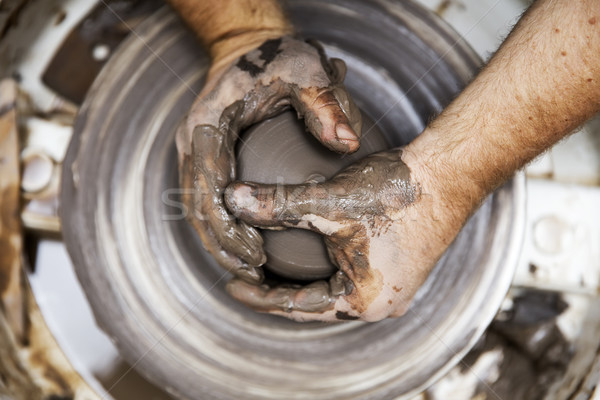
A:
224 149 465 322
175 36 363 284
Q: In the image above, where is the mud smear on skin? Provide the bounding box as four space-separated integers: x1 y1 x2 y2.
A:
236 38 283 77
311 150 421 223
178 151 263 283
336 311 359 320
326 224 381 316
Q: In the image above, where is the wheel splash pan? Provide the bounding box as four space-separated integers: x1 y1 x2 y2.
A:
61 1 525 399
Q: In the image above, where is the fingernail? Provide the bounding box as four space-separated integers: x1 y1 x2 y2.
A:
336 125 359 152
335 124 358 142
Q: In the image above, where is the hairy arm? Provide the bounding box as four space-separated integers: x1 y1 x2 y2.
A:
166 0 293 75
406 0 600 226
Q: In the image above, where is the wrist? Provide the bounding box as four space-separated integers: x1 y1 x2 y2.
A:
207 28 293 82
167 0 294 79
401 129 486 227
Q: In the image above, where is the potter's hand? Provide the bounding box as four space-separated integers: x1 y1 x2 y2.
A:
224 149 462 322
176 36 362 284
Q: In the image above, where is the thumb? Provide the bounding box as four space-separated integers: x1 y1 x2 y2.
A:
290 58 362 154
224 181 340 234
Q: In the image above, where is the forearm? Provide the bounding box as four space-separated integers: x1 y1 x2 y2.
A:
167 0 293 68
405 0 599 223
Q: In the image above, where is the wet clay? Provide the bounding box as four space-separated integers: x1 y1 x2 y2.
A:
236 111 389 280
176 35 363 282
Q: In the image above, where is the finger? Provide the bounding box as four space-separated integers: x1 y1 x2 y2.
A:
292 84 362 154
286 48 362 154
226 271 365 322
197 226 264 284
192 125 267 267
226 279 334 314
206 205 267 266
179 126 267 274
224 181 346 235
179 159 263 284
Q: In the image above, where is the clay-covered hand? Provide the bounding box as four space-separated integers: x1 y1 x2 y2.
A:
224 149 457 322
176 36 362 284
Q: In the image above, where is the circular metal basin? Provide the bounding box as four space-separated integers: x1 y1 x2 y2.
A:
61 1 526 399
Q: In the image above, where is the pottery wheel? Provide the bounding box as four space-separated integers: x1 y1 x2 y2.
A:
61 1 525 399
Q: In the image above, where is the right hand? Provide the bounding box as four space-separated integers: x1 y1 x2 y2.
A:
224 148 471 322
